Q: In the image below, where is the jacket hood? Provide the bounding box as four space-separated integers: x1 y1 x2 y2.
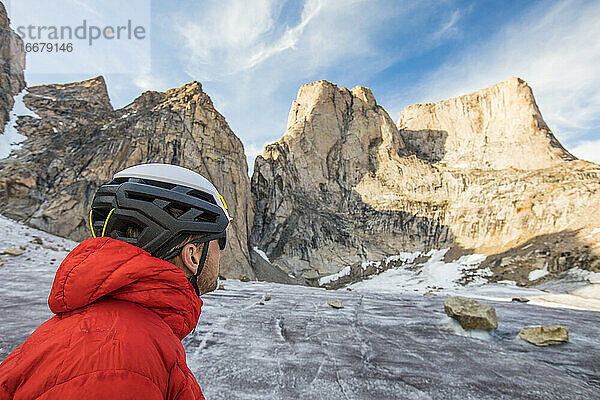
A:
49 237 201 340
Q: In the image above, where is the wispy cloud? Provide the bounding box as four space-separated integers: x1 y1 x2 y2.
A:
173 0 325 81
405 0 600 150
430 9 462 42
171 0 448 87
64 0 102 18
240 0 324 73
171 0 433 170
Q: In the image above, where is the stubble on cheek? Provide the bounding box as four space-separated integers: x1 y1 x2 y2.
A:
196 270 218 294
196 242 221 295
196 259 219 295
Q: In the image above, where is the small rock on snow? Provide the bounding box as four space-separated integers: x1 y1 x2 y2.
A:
512 297 530 303
519 325 569 346
444 295 498 330
327 299 344 309
2 247 24 256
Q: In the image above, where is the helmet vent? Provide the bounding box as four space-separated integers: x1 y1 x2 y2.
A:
126 191 155 203
187 189 216 204
140 178 176 190
194 211 218 223
123 221 145 239
164 203 191 219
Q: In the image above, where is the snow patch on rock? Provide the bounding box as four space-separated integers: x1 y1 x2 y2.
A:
385 251 422 264
1 91 40 159
351 249 490 293
360 252 424 272
319 266 351 286
565 267 600 284
252 247 271 264
529 266 549 281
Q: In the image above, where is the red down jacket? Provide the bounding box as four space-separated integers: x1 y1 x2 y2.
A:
0 237 204 400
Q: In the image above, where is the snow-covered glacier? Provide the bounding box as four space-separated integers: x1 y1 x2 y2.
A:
1 215 599 399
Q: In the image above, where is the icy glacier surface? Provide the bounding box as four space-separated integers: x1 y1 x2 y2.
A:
1 216 599 399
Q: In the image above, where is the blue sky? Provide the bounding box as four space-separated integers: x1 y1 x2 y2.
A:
7 0 600 172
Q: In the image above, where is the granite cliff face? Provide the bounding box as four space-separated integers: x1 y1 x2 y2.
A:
397 78 576 169
0 2 25 129
252 79 600 286
251 81 421 282
0 77 254 278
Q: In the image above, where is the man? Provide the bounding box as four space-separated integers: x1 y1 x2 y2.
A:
0 163 230 400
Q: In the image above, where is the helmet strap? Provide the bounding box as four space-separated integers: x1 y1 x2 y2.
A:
188 241 210 297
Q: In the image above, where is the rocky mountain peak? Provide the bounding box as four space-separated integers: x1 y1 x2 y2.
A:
287 81 379 127
252 80 409 280
252 77 600 286
166 80 203 96
259 79 403 209
397 77 576 170
24 76 113 125
0 78 255 279
350 85 377 107
28 75 111 108
160 81 214 110
122 90 166 114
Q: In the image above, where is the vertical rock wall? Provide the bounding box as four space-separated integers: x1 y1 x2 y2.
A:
0 2 26 129
252 78 600 285
251 81 455 282
0 77 255 278
397 77 575 169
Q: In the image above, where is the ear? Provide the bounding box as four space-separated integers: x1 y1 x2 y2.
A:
180 243 200 275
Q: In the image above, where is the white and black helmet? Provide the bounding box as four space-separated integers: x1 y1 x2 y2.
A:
89 163 230 261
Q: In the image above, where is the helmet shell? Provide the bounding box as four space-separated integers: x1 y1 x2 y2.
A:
114 163 230 220
90 163 230 257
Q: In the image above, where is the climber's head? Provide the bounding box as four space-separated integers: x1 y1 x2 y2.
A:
88 163 231 296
